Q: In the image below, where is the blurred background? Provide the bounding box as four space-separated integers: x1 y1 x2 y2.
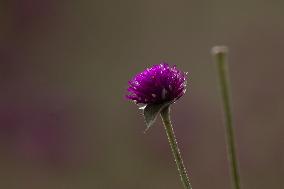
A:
0 0 283 188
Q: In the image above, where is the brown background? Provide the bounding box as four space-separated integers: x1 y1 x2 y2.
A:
0 0 283 188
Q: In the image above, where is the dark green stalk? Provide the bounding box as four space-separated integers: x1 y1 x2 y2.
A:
160 106 192 189
212 46 241 189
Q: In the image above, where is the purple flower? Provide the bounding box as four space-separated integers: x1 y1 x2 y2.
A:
126 62 187 105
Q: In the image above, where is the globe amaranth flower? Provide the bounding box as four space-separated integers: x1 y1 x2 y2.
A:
125 62 192 188
126 62 187 105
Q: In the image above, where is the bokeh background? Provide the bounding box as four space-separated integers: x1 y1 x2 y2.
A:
0 0 283 188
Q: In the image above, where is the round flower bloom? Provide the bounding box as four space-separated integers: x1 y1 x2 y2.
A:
126 62 187 105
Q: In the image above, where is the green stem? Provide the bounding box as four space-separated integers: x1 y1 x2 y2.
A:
160 106 192 189
212 46 241 189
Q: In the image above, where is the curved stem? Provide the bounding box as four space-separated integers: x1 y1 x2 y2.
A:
160 106 192 189
212 46 241 189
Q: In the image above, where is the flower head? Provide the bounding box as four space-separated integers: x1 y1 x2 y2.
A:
126 62 187 105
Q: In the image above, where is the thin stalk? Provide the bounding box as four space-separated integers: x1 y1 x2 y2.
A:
160 106 192 189
212 46 241 189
